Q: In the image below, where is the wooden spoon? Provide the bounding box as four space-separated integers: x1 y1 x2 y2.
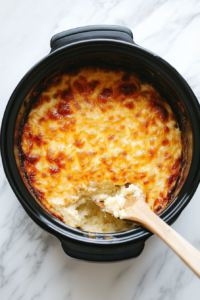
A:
94 193 200 277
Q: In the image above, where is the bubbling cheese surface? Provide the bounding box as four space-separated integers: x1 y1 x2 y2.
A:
21 67 182 233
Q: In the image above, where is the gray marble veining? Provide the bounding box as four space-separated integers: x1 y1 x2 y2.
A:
1 0 200 299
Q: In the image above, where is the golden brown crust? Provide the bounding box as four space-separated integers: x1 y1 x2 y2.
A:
19 67 183 229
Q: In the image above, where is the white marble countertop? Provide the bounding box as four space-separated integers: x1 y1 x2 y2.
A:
1 0 200 299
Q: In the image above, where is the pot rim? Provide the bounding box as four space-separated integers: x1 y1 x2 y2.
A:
1 38 200 245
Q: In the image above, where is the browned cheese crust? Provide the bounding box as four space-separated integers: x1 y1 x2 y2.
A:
20 67 182 232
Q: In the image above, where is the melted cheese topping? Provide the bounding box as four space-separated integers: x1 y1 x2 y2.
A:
20 67 182 233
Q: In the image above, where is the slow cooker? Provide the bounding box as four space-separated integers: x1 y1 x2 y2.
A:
1 25 200 262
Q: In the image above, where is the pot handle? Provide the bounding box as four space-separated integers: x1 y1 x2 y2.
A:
50 25 134 52
60 239 145 262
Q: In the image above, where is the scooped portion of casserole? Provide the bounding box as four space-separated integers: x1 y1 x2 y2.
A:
20 67 182 233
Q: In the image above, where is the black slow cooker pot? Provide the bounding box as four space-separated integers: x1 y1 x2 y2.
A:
1 25 200 262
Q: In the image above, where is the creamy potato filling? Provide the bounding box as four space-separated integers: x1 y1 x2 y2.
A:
97 183 144 219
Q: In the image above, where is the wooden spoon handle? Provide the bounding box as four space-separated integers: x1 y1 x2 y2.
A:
129 202 200 277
